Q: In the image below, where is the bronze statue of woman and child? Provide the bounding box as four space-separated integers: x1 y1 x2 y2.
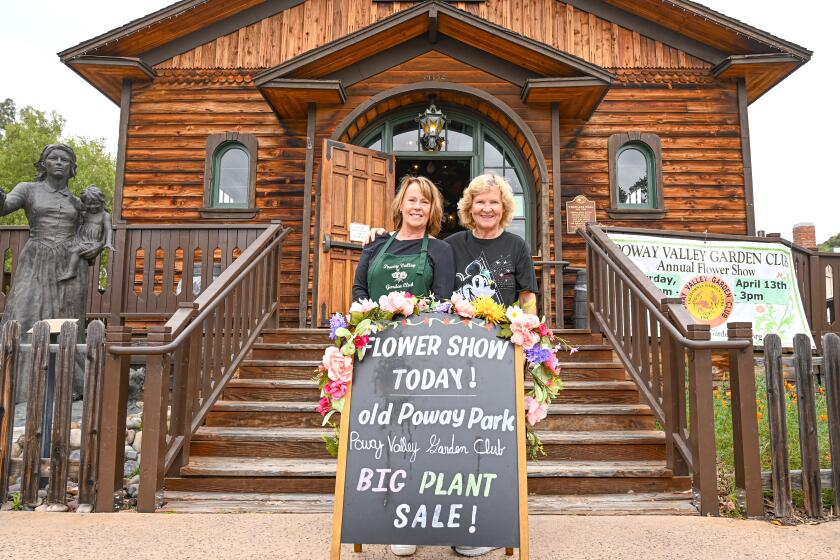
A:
0 144 113 401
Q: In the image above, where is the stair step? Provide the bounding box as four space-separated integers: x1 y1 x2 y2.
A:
160 491 695 515
223 378 640 404
205 401 655 430
187 425 664 461
251 342 328 360
178 457 672 478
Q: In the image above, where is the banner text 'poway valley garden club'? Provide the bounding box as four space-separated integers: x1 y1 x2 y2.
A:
607 233 813 347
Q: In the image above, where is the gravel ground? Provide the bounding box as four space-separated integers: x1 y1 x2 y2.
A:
0 513 837 559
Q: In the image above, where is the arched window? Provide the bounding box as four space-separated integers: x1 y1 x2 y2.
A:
202 133 258 218
608 133 664 219
358 109 532 246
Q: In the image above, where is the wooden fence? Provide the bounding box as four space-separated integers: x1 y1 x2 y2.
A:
0 225 267 325
101 222 292 512
763 332 840 517
582 224 763 516
0 320 106 511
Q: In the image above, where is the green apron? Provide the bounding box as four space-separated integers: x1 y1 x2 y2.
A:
367 233 434 300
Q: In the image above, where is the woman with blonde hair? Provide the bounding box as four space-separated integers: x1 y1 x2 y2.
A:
352 175 454 303
447 173 538 315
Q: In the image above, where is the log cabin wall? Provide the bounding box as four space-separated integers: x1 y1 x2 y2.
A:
116 0 753 326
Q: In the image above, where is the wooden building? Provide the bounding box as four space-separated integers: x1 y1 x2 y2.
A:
58 0 811 330
34 0 824 515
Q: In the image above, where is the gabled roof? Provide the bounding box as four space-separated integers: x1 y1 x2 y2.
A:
61 0 812 105
253 2 613 120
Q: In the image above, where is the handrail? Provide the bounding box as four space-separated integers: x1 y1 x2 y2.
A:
582 223 763 517
109 225 289 355
100 221 292 513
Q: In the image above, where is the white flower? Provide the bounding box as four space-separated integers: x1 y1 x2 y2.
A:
506 306 522 322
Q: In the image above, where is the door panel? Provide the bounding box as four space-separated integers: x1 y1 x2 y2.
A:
315 140 394 324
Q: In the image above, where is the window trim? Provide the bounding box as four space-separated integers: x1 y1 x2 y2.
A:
607 132 665 220
202 132 258 219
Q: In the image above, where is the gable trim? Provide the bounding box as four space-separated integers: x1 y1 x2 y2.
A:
323 35 540 88
139 0 306 66
564 0 727 63
253 0 614 86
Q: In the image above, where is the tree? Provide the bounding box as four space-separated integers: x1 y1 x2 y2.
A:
819 233 840 253
0 103 116 226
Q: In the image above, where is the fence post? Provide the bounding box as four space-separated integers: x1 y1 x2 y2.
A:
822 333 840 517
726 322 763 517
137 328 171 513
793 333 822 517
585 243 601 335
0 321 21 507
687 324 717 515
21 321 50 508
95 325 132 513
79 321 105 511
764 334 792 517
46 321 78 511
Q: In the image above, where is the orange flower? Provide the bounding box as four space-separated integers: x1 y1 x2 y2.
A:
756 412 763 420
819 414 828 422
818 387 825 395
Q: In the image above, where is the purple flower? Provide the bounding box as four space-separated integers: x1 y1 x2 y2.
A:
525 345 552 366
435 302 452 313
329 313 347 340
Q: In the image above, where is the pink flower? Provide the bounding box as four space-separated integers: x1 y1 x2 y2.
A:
379 292 415 316
524 396 548 426
318 397 331 416
537 323 550 338
322 346 353 383
350 298 378 314
569 346 579 355
450 293 475 318
510 323 540 350
544 352 560 373
324 379 347 400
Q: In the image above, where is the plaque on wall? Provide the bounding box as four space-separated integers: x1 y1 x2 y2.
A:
566 195 597 234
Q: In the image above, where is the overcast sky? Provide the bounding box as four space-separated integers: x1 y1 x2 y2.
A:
2 1 836 242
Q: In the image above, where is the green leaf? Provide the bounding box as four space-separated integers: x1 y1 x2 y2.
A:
333 396 345 413
341 341 355 356
498 326 513 338
349 311 364 325
322 409 336 426
356 346 366 361
335 327 352 339
355 319 372 335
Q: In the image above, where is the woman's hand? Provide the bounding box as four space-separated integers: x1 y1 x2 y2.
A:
363 228 389 246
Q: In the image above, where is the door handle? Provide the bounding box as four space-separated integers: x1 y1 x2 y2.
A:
322 233 364 253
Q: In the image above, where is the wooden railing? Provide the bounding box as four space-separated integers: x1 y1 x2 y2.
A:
99 222 291 512
0 224 267 323
763 333 840 518
582 224 763 516
0 320 106 511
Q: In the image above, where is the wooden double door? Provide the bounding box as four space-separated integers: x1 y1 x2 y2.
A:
315 140 395 325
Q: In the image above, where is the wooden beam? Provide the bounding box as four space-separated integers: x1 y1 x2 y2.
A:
737 79 756 236
551 103 564 327
299 104 316 327
113 80 132 224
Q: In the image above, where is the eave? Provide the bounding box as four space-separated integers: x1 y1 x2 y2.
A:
259 79 347 119
521 78 610 120
712 54 805 104
65 56 156 104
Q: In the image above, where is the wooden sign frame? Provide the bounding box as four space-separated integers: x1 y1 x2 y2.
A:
330 343 529 559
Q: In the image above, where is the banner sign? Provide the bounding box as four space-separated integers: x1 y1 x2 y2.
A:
335 312 526 549
607 233 813 347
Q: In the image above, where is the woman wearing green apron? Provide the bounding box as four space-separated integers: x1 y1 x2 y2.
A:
353 175 454 303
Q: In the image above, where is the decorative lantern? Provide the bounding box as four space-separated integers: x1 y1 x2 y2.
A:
416 100 446 151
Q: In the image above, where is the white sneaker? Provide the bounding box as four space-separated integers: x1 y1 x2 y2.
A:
390 544 417 556
453 546 500 557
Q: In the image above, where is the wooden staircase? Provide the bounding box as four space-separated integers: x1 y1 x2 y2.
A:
162 328 697 515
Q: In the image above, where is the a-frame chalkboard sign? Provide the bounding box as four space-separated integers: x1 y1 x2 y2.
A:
330 312 528 558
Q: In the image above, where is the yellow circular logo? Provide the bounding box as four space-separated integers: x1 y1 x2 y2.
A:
680 275 734 327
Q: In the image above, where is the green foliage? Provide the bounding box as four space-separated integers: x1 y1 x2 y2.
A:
714 370 834 517
818 232 840 253
0 101 116 225
322 423 340 458
10 492 23 511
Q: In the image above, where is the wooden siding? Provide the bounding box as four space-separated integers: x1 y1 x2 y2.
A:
156 0 709 70
123 71 306 326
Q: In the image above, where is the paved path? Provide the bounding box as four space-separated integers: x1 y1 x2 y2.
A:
0 512 837 559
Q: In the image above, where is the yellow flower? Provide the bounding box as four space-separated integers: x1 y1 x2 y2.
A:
819 414 828 422
472 297 507 324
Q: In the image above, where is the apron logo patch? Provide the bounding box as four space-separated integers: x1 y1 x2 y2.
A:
391 270 408 282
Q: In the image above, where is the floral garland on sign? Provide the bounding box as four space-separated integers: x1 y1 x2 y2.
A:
313 291 575 459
